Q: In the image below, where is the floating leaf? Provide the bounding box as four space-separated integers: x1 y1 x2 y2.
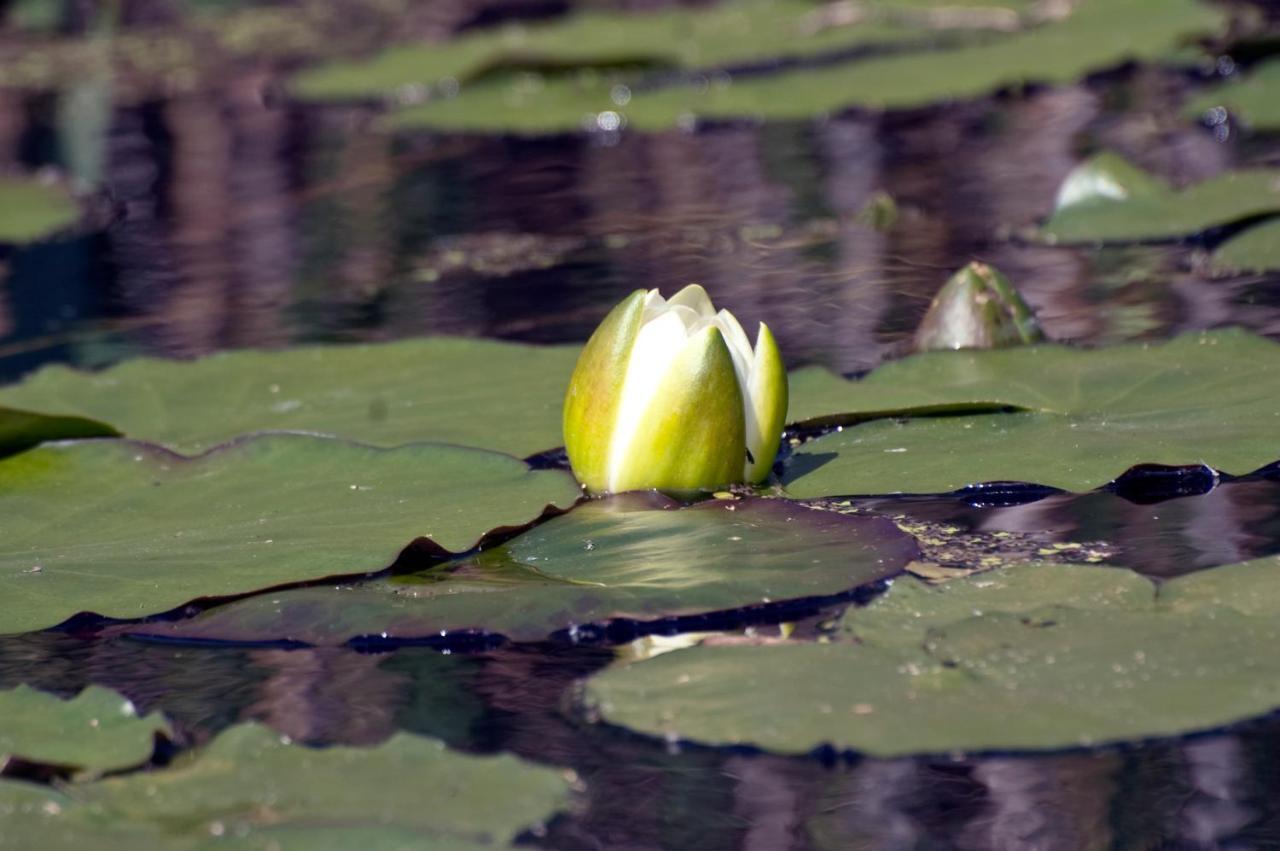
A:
0 177 79 244
291 0 1035 101
0 723 572 849
840 563 1153 648
1042 153 1280 243
1158 553 1280 617
387 0 1221 133
124 495 919 645
585 558 1280 756
0 337 579 458
783 329 1280 494
1184 59 1280 132
0 685 169 774
1209 218 1280 274
0 435 579 635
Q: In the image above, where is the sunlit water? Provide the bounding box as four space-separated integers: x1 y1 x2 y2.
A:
4 2 1280 848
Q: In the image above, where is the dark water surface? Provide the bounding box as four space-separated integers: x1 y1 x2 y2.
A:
5 1 1280 849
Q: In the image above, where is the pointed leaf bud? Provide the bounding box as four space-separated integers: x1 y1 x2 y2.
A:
913 262 1044 352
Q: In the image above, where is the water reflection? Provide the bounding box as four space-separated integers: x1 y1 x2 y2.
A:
4 627 1280 850
853 476 1280 579
3 64 1280 380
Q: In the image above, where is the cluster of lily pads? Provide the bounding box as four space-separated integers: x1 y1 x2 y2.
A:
4 0 1280 843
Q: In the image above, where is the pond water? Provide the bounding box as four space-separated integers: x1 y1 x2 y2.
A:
4 1 1280 848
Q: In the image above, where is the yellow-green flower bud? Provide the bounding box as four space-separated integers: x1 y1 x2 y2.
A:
563 285 788 495
913 262 1045 352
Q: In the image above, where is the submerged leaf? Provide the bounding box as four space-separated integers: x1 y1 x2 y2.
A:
125 495 919 645
0 435 579 635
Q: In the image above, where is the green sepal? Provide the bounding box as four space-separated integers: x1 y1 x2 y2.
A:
913 262 1044 352
746 322 788 483
607 325 745 494
563 290 646 493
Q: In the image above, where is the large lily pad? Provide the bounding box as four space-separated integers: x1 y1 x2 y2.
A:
1041 153 1280 243
0 723 573 849
0 434 579 635
291 0 1035 102
584 558 1280 756
387 0 1220 133
0 337 580 458
783 329 1280 494
0 685 169 774
124 495 919 645
1185 59 1280 132
0 177 79 244
1209 217 1280 274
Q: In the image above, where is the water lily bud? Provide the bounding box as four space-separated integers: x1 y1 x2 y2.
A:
913 262 1045 352
563 284 788 495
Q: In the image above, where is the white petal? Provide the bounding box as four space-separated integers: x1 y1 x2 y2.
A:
668 283 716 317
711 309 760 477
607 310 691 491
668 304 704 331
715 309 754 380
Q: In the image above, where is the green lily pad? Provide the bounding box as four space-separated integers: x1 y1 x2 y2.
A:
1158 553 1280 617
0 177 79 244
291 0 1035 102
387 0 1221 133
584 558 1280 756
840 563 1154 648
0 723 573 850
0 434 579 635
0 685 170 774
1041 153 1280 243
0 337 580 458
1184 59 1280 132
1209 218 1280 274
783 329 1280 494
124 495 919 645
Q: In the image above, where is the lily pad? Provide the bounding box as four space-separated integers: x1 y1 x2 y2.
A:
291 0 1036 102
0 337 580 458
0 177 79 244
783 329 1280 495
1185 59 1280 132
387 0 1221 133
0 685 170 774
839 563 1153 648
124 495 919 645
1158 553 1280 617
0 723 573 849
584 558 1280 756
1041 153 1280 243
0 434 579 635
1209 218 1280 274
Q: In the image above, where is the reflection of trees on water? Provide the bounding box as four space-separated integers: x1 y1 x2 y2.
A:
3 28 1279 367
